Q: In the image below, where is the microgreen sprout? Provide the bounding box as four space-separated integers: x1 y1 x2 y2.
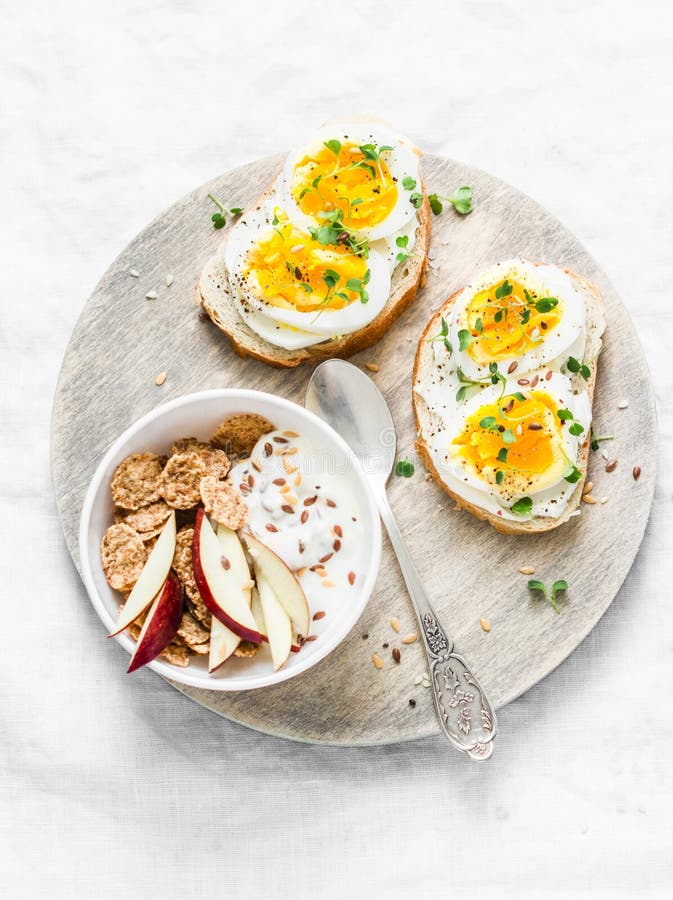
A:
208 194 243 229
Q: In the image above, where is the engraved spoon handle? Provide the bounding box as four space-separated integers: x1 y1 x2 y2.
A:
375 489 497 760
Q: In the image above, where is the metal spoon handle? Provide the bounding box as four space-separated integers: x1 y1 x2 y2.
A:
376 490 497 760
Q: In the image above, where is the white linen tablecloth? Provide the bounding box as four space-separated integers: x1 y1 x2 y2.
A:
2 1 672 897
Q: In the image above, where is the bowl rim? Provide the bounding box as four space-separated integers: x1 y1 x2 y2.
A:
78 388 382 691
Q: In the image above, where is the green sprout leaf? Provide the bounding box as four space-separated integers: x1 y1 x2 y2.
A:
428 193 443 215
458 329 472 352
495 279 513 300
557 409 574 421
569 422 585 436
402 176 417 190
409 192 423 208
497 447 509 463
511 496 533 516
323 139 342 157
566 356 581 373
395 458 415 478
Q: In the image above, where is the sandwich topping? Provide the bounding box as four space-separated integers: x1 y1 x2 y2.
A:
415 260 595 521
221 120 423 350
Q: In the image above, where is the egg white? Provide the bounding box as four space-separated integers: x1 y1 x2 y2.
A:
277 119 422 241
449 259 587 380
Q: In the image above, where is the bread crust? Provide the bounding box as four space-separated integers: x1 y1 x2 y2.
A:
412 266 606 534
199 183 431 368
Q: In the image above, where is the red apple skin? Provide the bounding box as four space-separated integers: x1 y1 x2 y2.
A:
127 573 183 673
192 509 263 644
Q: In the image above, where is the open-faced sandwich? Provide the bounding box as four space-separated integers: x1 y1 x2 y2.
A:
200 119 430 367
413 259 606 533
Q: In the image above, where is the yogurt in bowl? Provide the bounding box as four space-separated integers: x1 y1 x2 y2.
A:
79 389 382 691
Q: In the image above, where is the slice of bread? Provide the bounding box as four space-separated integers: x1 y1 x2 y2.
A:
412 266 606 534
199 189 430 368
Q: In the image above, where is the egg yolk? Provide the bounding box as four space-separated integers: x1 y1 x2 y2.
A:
291 140 398 231
244 212 368 314
465 279 563 365
452 391 567 493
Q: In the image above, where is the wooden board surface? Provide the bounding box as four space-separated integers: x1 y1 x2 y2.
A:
52 154 656 745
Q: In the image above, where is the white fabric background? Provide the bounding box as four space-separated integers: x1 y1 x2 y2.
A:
2 1 672 897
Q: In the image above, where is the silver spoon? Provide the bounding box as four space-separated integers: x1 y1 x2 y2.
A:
306 359 497 760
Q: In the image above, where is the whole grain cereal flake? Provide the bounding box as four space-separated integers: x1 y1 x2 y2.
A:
159 451 208 509
116 499 172 538
209 414 275 457
170 437 231 480
177 611 210 649
111 453 164 510
234 641 261 658
101 524 148 591
200 476 248 530
172 526 211 626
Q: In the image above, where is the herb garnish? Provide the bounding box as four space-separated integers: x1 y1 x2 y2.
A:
590 432 614 451
455 362 506 402
428 316 453 355
527 578 568 614
428 186 473 216
208 194 243 229
395 458 415 478
567 356 591 381
511 496 533 516
402 175 417 190
308 207 369 258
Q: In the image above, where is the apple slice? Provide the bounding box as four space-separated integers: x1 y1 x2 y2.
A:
208 617 241 674
256 574 292 671
110 510 176 636
192 509 262 644
209 523 256 673
241 532 310 638
127 573 183 673
251 586 265 635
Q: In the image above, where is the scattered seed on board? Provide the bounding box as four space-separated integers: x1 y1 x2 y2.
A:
600 496 609 504
401 633 417 644
392 648 401 663
365 362 380 373
372 653 384 670
582 494 597 504
166 273 174 287
583 481 594 495
155 371 167 386
414 674 423 686
605 459 618 473
519 566 535 575
633 465 641 481
145 290 158 300
601 449 609 460
617 400 629 410
390 617 400 633
129 269 140 278
409 699 416 708
480 617 491 633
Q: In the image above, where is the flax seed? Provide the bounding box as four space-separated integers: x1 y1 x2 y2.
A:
633 465 641 480
605 459 618 473
300 510 309 524
392 648 401 663
507 361 518 374
326 499 337 508
281 505 294 514
313 610 326 621
266 523 279 532
348 571 356 585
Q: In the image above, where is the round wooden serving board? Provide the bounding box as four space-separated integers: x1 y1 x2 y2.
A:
52 154 656 745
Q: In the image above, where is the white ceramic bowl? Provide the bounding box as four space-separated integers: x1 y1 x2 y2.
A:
79 389 381 690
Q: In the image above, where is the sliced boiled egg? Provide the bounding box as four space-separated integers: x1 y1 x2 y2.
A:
278 120 422 241
224 204 391 348
436 372 591 519
450 259 586 380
